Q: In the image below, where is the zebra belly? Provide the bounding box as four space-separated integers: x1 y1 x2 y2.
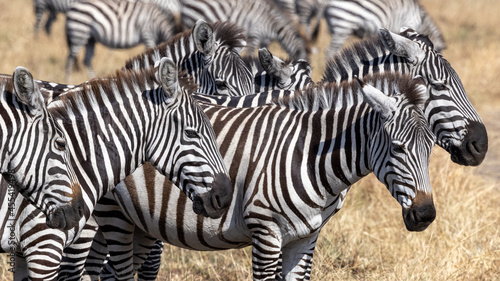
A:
113 167 251 251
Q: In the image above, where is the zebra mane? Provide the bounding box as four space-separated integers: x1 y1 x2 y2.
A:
323 30 440 82
273 73 426 112
49 66 197 117
124 21 246 69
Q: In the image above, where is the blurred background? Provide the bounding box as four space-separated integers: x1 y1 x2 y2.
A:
0 0 498 280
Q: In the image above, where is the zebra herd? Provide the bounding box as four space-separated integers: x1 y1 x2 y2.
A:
0 0 488 280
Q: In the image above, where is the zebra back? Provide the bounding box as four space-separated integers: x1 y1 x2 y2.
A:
322 28 487 166
180 0 311 60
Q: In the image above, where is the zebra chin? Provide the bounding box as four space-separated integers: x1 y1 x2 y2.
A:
192 173 233 219
46 200 84 230
449 120 488 166
402 193 436 232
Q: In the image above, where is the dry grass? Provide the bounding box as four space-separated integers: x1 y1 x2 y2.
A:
0 0 499 280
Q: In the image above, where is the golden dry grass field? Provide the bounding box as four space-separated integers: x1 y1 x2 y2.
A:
0 0 499 280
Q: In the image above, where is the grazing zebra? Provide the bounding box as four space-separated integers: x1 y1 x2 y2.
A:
33 0 76 36
124 19 255 96
1 59 232 281
323 28 487 166
270 0 326 41
243 48 313 93
323 0 446 56
0 68 85 281
180 0 311 60
88 72 437 280
65 0 176 79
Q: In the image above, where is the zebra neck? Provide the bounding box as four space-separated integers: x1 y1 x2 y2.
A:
48 80 167 213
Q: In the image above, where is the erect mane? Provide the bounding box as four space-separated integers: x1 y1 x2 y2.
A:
323 35 387 82
49 66 198 119
124 21 247 70
273 73 426 112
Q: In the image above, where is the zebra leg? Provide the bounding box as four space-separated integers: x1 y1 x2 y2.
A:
83 38 96 78
13 251 29 281
33 3 46 37
280 233 319 280
44 10 58 36
251 233 283 280
58 217 99 281
22 240 64 281
94 194 136 280
83 227 109 281
136 239 164 281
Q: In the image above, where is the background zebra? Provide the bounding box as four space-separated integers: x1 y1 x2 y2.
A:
33 0 76 36
0 68 84 280
180 0 311 60
323 0 446 56
124 19 255 96
65 0 176 78
87 72 437 280
322 28 487 166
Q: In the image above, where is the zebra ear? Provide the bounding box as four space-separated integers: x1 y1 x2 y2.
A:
193 19 216 57
158 57 180 101
12 67 43 112
378 29 425 65
355 76 397 120
258 48 292 84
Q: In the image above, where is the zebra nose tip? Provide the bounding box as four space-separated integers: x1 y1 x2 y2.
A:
450 121 488 166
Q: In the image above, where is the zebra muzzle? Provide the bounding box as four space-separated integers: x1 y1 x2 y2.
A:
46 200 84 230
402 193 435 232
192 173 233 219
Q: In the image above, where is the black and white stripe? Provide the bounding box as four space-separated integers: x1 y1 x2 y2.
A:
323 28 487 166
64 0 176 78
243 48 313 93
180 0 311 60
1 60 232 280
324 0 446 55
87 73 437 280
33 0 76 36
0 68 83 281
124 20 255 96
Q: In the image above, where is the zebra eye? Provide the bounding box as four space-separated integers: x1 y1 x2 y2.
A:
431 82 447 91
185 129 200 139
215 80 228 91
392 141 406 154
54 137 66 151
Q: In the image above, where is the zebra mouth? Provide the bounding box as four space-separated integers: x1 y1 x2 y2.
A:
192 173 233 219
46 201 84 230
402 196 436 232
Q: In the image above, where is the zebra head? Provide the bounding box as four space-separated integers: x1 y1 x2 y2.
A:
257 47 313 91
193 20 255 96
357 75 436 232
150 58 232 218
0 67 83 230
378 28 487 166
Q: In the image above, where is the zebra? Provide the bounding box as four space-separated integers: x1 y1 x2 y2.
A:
65 0 176 79
33 0 76 36
322 28 487 166
323 0 446 56
86 72 437 280
0 68 85 280
243 48 313 93
270 0 327 42
124 19 255 96
1 59 233 281
180 0 311 60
